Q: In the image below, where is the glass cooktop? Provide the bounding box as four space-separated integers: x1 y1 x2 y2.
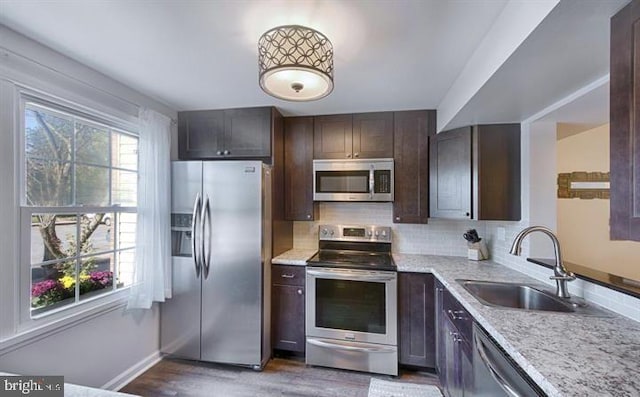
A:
307 249 396 271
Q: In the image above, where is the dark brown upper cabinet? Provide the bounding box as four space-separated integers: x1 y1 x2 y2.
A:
284 117 318 221
352 113 394 158
430 126 471 219
393 110 434 224
611 0 640 241
178 107 272 160
430 124 520 221
313 113 393 159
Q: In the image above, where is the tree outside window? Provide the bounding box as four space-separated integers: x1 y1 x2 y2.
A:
24 101 137 316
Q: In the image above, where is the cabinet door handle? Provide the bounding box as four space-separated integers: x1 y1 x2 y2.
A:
448 309 467 321
306 214 312 219
448 331 461 342
395 216 400 221
354 152 360 158
465 212 470 217
346 153 352 158
281 274 295 279
297 289 303 295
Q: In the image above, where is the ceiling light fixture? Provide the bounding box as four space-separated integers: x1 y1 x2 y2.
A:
258 25 334 101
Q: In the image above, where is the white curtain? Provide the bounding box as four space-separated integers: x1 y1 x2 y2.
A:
127 108 172 309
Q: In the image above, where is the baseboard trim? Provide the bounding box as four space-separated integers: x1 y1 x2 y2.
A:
102 350 162 391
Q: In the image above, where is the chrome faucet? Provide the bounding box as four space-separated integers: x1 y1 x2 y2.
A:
509 226 576 299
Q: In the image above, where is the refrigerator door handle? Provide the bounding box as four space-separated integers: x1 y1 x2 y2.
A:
192 193 202 278
202 195 212 279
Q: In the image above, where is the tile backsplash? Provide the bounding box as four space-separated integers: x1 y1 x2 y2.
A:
293 203 640 322
293 202 485 256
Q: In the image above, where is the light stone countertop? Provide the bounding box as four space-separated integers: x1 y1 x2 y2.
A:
271 249 317 266
393 254 640 397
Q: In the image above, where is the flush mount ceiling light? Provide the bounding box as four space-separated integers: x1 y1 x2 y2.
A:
258 25 334 101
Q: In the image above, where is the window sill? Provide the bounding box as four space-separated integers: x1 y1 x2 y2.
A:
0 289 131 356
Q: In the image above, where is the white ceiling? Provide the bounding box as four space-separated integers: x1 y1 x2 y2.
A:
540 81 610 125
0 0 509 115
0 0 628 125
444 0 627 130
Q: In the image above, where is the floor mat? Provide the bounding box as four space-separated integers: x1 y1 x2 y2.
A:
368 378 443 397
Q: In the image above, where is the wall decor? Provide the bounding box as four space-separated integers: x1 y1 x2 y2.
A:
557 171 610 199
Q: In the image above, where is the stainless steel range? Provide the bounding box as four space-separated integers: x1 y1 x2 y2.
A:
305 224 398 376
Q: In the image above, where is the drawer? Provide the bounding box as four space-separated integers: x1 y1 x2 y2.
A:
272 264 305 286
443 289 473 344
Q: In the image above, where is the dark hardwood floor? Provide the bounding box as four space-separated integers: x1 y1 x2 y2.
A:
120 357 441 397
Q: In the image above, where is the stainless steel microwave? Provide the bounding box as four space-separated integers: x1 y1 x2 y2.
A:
313 159 394 202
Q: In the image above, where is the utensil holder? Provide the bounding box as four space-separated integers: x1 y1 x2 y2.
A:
468 240 489 261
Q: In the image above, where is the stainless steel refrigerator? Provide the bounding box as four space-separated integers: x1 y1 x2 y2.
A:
161 161 272 369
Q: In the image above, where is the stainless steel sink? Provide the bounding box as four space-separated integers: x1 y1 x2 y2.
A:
457 280 575 313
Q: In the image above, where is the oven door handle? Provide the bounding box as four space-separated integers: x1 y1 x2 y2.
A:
307 338 396 353
306 269 396 282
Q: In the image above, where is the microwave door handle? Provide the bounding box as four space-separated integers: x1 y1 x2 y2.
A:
369 166 375 199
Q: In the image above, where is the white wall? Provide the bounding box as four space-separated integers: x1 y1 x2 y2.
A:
0 26 174 389
526 120 558 257
0 306 160 389
557 124 640 281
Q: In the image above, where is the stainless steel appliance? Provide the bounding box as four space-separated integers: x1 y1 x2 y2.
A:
473 323 545 396
305 224 397 376
313 159 394 202
161 161 271 370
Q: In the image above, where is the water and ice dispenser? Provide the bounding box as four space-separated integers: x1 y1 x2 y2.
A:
171 213 193 257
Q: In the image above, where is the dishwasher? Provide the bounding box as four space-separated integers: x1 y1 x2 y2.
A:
472 323 546 397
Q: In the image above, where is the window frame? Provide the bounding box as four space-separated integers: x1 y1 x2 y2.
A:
17 91 139 330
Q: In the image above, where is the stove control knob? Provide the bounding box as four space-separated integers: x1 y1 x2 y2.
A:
330 230 335 236
321 228 328 236
367 230 373 237
374 231 379 237
381 230 387 237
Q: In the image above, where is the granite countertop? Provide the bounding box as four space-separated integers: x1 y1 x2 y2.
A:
272 249 317 266
393 254 640 397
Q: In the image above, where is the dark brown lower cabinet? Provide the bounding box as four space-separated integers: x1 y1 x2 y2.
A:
442 313 473 397
398 273 436 368
272 265 305 353
439 286 473 397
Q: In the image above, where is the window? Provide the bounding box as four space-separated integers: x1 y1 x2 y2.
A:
21 97 138 318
